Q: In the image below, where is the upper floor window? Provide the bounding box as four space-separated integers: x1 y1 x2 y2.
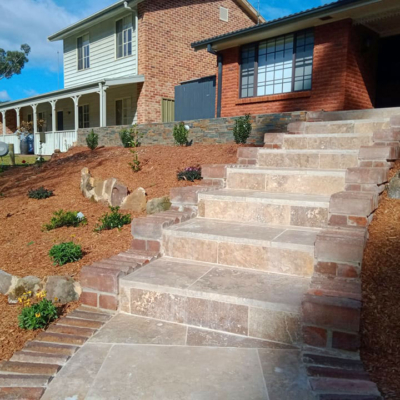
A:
77 34 90 70
116 16 133 59
240 29 314 98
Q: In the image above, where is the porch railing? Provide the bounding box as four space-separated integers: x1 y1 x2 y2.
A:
1 130 77 156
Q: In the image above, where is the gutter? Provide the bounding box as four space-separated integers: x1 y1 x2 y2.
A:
192 0 380 50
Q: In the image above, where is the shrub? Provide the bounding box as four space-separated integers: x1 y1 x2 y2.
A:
86 129 99 150
28 186 53 200
18 291 58 330
177 166 202 182
129 149 141 172
44 210 87 231
49 242 83 266
119 125 143 148
173 122 189 146
94 206 131 232
233 114 252 144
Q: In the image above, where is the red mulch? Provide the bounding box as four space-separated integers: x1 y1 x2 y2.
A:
0 143 240 360
361 160 400 400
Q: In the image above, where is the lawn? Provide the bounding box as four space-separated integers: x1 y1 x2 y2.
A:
0 154 50 166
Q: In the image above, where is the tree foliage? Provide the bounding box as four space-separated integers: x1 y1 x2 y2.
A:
0 44 31 81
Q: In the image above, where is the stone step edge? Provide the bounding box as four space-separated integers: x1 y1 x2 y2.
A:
0 306 109 395
226 167 347 176
258 149 359 154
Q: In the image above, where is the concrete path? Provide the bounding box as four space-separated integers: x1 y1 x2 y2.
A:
41 313 314 400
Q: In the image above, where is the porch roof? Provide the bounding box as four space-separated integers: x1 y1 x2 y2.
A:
191 0 380 51
0 75 145 112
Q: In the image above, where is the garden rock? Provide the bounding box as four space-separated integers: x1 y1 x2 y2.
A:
388 174 400 199
103 178 118 202
45 276 81 304
111 182 128 207
0 270 14 295
121 187 147 212
80 168 93 198
146 196 171 215
8 276 43 303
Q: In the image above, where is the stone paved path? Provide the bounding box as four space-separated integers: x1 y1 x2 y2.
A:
41 313 313 400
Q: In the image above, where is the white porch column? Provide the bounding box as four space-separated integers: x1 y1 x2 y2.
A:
71 95 81 132
15 108 20 130
103 85 109 127
98 83 104 128
32 104 38 134
50 100 57 132
1 111 6 136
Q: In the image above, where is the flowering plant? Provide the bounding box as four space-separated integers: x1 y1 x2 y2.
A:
177 166 202 182
18 290 58 330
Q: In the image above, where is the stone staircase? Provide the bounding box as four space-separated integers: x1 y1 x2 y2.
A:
119 115 400 399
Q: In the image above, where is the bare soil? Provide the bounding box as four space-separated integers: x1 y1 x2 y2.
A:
0 143 239 360
361 160 400 400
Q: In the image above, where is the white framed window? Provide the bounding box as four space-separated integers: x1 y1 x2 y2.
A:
116 16 133 59
116 98 131 125
38 111 46 132
77 34 90 70
220 6 229 22
78 104 90 128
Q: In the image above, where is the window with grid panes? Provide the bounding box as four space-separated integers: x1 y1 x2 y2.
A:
78 105 89 128
240 30 314 98
116 16 133 59
77 34 90 70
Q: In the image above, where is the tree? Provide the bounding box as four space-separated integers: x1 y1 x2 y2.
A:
0 44 31 81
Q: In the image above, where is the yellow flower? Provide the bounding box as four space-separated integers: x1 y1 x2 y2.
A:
18 298 22 303
36 292 41 298
54 297 58 302
35 313 41 318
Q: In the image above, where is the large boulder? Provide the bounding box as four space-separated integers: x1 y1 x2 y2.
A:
111 182 128 207
146 196 171 215
45 276 81 304
388 174 400 199
121 187 147 212
0 270 14 295
8 276 43 303
80 168 94 199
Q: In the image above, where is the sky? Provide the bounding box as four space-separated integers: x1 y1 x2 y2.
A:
0 0 325 102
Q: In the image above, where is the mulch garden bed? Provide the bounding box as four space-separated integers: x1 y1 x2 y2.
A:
361 160 400 400
0 143 240 360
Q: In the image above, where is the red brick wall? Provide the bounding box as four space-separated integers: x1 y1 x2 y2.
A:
0 110 17 134
218 19 378 117
344 24 379 110
136 0 256 123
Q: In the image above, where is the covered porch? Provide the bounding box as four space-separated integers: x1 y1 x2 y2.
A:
0 76 143 155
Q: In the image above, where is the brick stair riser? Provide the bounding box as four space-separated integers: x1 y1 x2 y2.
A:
162 233 315 277
226 169 345 196
119 285 302 347
201 164 232 187
237 147 259 165
170 186 220 209
198 197 328 228
257 151 359 170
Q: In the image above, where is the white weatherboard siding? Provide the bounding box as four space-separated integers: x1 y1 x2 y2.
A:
63 11 137 88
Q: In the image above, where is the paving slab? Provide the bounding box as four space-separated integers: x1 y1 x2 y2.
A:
89 314 187 345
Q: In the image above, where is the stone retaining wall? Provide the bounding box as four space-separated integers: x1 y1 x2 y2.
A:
77 111 306 147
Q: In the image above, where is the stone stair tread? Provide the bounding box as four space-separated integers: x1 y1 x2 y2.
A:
259 149 359 154
0 373 51 387
163 218 319 249
121 257 310 312
228 166 347 175
199 189 330 206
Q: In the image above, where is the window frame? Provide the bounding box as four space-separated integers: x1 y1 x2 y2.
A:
78 104 90 129
239 29 314 99
115 97 131 125
115 15 134 60
77 33 90 71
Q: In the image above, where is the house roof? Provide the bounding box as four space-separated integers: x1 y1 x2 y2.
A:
191 0 377 50
48 0 264 42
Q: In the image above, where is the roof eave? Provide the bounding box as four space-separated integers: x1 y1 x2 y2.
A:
192 0 378 50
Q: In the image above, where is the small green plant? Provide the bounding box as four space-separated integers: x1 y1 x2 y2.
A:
35 156 46 167
18 291 58 330
129 149 141 172
86 129 99 150
173 122 189 146
177 166 202 182
28 186 53 200
94 206 131 232
119 125 143 148
44 210 87 231
233 114 252 144
49 242 83 266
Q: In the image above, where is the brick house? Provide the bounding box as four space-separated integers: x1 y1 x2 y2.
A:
0 0 260 153
192 0 400 118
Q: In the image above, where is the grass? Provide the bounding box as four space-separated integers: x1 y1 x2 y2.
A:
0 155 50 166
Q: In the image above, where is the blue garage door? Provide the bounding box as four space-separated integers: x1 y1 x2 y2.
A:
175 76 216 121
